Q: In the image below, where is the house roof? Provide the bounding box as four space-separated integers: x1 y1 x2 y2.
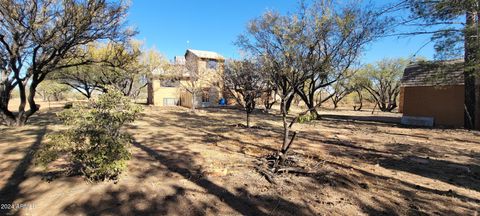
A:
186 49 225 61
401 59 464 87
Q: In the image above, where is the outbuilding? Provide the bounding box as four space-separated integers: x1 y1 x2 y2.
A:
399 60 465 127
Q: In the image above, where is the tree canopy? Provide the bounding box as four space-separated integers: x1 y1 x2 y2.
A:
0 0 133 126
237 0 391 171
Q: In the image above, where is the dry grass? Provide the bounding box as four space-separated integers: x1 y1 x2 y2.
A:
0 101 479 215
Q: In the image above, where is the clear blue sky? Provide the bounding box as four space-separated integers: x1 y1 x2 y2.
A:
128 0 435 64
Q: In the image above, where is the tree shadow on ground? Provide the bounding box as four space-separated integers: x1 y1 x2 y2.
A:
320 137 480 193
0 126 47 215
307 155 479 215
379 155 480 192
130 139 315 216
63 185 211 215
319 114 401 125
59 136 316 215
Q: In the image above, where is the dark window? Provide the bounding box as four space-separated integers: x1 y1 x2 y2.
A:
160 79 180 87
207 60 217 69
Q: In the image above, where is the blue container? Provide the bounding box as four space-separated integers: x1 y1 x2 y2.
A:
219 98 226 105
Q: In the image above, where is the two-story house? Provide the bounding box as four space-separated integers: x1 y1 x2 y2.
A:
148 49 225 108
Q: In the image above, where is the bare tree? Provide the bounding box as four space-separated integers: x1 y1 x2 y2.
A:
330 80 354 109
0 0 132 126
224 59 267 127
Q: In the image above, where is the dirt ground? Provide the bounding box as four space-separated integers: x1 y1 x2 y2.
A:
0 101 479 215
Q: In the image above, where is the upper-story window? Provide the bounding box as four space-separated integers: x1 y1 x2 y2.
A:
207 60 218 70
160 78 180 87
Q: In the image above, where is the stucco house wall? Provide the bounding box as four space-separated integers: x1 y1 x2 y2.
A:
150 80 180 106
148 49 225 108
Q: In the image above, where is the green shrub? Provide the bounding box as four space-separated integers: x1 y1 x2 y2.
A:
36 87 142 181
298 112 318 124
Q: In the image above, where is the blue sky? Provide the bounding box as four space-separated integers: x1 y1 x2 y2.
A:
128 0 435 64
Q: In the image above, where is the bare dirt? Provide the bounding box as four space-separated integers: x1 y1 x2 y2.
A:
0 101 479 215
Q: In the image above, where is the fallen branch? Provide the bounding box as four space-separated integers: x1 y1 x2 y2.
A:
276 167 314 175
255 165 276 184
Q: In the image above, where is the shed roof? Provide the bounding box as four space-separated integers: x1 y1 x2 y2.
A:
186 49 225 61
401 59 464 87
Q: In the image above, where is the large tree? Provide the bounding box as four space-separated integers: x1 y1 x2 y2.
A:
57 41 145 98
293 1 388 117
57 43 165 100
36 80 70 102
0 0 132 126
359 58 408 112
237 0 390 170
93 41 147 98
329 77 355 109
237 9 314 169
396 0 480 129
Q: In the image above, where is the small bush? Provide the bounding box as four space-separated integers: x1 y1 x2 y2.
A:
63 102 73 109
36 87 142 181
298 112 318 124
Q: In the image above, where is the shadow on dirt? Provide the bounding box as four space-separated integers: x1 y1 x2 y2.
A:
0 126 47 215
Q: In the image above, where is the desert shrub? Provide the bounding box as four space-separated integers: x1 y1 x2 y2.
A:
36 87 142 181
298 112 318 124
63 102 73 109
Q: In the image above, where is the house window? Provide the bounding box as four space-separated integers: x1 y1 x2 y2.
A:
160 78 180 87
202 90 210 103
207 60 217 69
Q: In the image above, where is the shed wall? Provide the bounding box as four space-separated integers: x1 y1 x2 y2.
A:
402 85 464 127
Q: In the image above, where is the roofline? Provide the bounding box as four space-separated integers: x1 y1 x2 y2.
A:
185 49 225 61
405 58 464 69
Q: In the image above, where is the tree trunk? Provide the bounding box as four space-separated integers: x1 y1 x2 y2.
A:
355 90 363 111
147 81 154 105
0 80 41 127
371 103 377 114
192 92 196 111
273 97 297 171
246 111 250 128
276 99 289 168
285 95 294 114
1 113 16 126
464 11 478 129
0 111 29 127
309 107 319 118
